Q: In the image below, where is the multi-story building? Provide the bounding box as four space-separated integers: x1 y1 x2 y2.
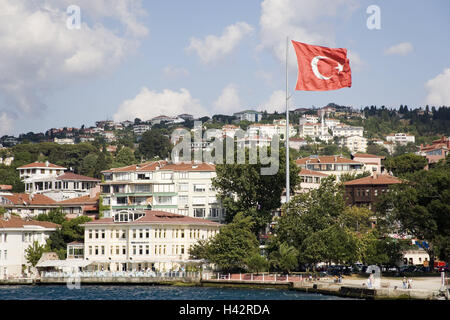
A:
289 137 307 150
295 155 366 181
343 174 403 210
323 118 341 129
233 110 262 122
299 114 319 125
0 213 59 278
417 136 449 168
386 133 415 145
18 162 100 201
80 210 221 272
0 193 57 217
100 161 225 222
340 135 368 153
248 121 296 140
298 123 321 138
351 153 385 174
133 124 151 135
297 169 328 193
332 125 364 138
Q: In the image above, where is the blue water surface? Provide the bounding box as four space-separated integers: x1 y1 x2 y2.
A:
0 285 354 300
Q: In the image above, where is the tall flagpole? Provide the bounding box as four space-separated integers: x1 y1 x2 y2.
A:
285 36 290 205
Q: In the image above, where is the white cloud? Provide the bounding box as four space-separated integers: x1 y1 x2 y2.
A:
163 66 190 79
260 90 286 113
186 22 254 64
347 51 364 72
113 87 208 121
0 111 15 136
213 84 241 114
384 42 413 56
259 0 358 68
0 0 148 134
425 68 450 106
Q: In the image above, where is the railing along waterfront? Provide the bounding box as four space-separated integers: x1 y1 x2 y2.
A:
41 271 202 278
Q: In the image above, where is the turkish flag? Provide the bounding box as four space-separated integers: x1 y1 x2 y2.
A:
291 40 352 91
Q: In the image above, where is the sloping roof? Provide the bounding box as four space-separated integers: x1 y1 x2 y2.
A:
343 174 403 186
83 210 222 227
0 185 12 190
296 156 362 165
57 193 99 205
102 161 167 173
0 215 59 229
17 162 66 170
1 193 56 206
299 169 329 177
56 172 100 182
353 153 385 159
159 162 216 172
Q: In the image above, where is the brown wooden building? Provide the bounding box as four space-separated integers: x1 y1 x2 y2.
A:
344 174 403 210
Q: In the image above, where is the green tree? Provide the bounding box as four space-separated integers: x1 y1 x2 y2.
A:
138 129 171 160
213 147 299 233
25 241 45 267
245 253 269 274
189 213 259 272
114 147 136 167
376 159 450 266
269 242 299 273
384 153 427 177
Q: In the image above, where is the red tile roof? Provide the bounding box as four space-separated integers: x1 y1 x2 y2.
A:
56 172 100 182
0 215 59 229
298 169 328 177
0 185 12 190
57 193 99 205
296 156 362 165
343 174 403 186
160 162 216 172
102 161 167 173
83 210 222 227
353 153 385 159
17 162 66 169
1 193 56 206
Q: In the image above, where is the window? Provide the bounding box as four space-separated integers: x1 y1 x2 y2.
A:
194 208 205 218
137 173 152 180
101 230 105 239
179 195 188 205
146 229 150 238
116 230 119 239
95 246 99 255
133 246 137 255
139 245 143 255
145 245 149 255
116 246 119 255
179 172 188 179
89 246 92 255
181 229 185 238
122 246 126 255
180 245 185 254
88 230 93 239
193 184 206 192
133 230 137 239
139 229 143 239
179 183 189 192
95 230 99 239
161 172 173 180
192 197 206 205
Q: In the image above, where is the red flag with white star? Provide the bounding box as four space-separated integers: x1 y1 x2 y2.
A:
291 40 352 91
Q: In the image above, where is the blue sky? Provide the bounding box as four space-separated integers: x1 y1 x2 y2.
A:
1 0 449 136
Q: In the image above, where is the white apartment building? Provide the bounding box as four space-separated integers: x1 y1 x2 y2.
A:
248 122 296 140
299 114 319 125
352 153 385 174
133 124 151 135
54 138 75 145
18 162 100 201
295 155 366 181
0 213 59 279
80 210 221 272
233 110 262 122
386 133 415 145
299 123 322 138
101 161 225 223
340 135 368 153
297 169 328 193
332 125 364 138
323 118 341 129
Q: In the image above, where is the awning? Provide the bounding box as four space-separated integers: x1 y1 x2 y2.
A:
36 259 92 268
